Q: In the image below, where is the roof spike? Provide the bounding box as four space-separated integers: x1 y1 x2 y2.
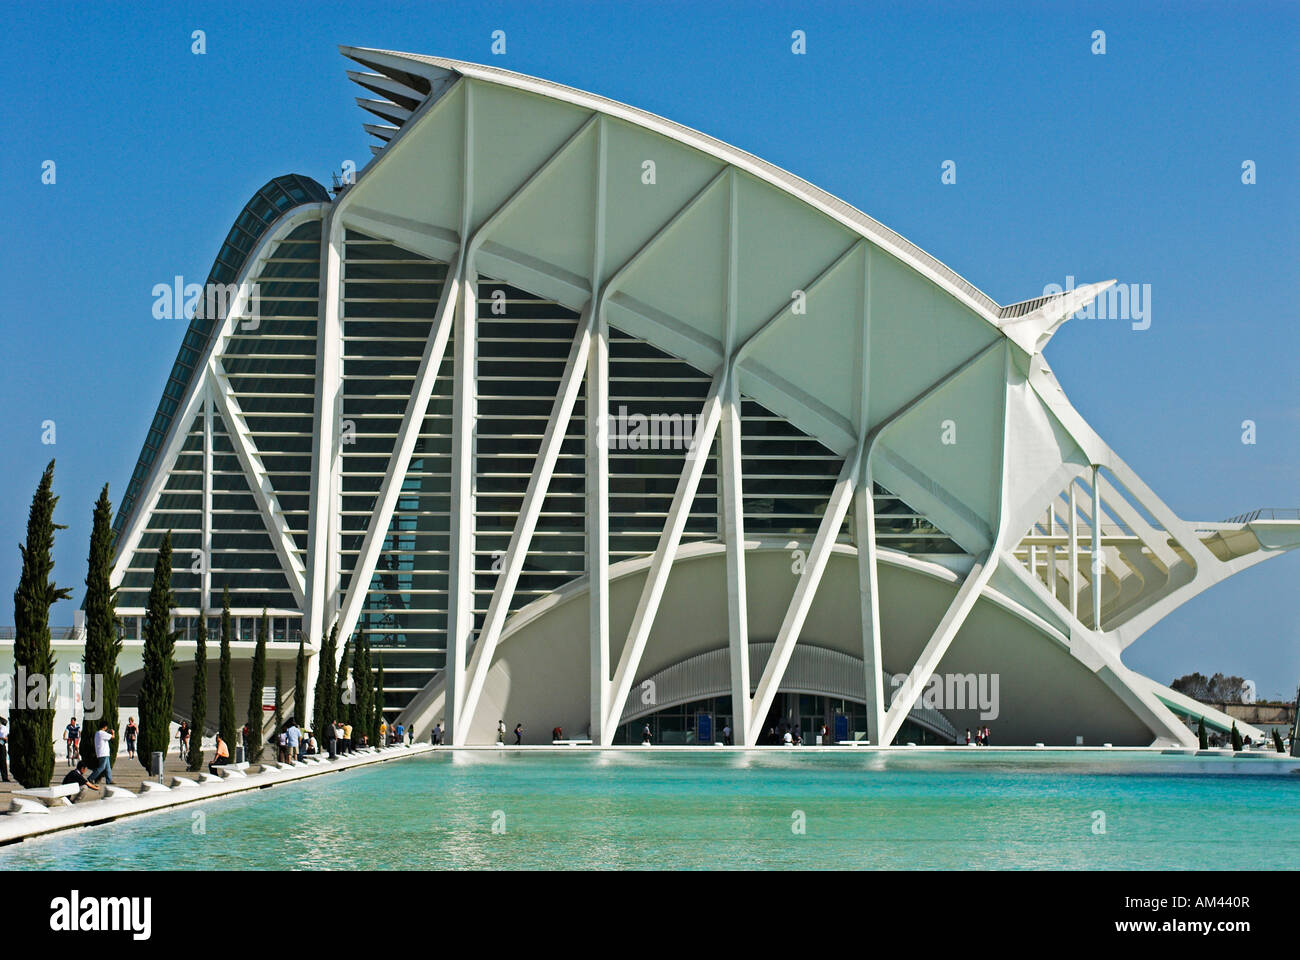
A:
999 279 1117 355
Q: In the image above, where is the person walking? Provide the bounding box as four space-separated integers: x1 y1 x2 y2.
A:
0 716 10 782
641 722 652 745
124 717 137 759
177 720 190 759
513 723 523 745
432 723 442 746
721 724 732 746
90 721 114 784
497 720 506 745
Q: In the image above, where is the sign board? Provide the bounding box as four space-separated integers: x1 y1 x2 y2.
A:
262 686 276 711
697 713 713 744
833 713 849 743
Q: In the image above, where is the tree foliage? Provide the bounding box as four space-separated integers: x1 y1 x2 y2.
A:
10 461 71 787
245 610 268 761
82 484 121 767
137 532 176 772
218 589 236 753
187 617 207 771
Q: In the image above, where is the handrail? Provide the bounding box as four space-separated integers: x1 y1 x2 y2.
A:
1223 507 1300 524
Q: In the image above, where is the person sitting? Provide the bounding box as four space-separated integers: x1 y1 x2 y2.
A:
209 734 231 774
62 760 101 801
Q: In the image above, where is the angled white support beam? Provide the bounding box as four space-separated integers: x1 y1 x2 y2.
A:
202 382 213 615
444 270 477 742
1091 465 1104 629
587 117 610 744
852 243 885 745
735 239 865 363
603 377 725 742
110 367 214 588
1094 473 1178 572
441 78 475 743
333 251 463 649
209 362 308 608
876 342 1013 746
465 113 599 262
879 550 997 746
1069 481 1079 618
717 169 752 745
747 449 858 746
451 109 609 745
306 212 344 644
456 314 594 744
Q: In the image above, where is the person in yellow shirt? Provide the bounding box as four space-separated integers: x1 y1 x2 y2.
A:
343 722 353 753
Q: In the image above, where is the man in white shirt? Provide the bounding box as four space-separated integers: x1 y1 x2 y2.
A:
90 721 114 784
286 721 301 761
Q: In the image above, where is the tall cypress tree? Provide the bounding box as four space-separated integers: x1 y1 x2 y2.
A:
354 631 373 747
294 635 307 728
336 638 353 729
11 461 71 787
273 661 284 741
137 532 176 771
218 589 236 752
82 484 121 767
245 610 268 761
312 621 338 738
1197 717 1208 750
373 654 385 746
187 618 207 771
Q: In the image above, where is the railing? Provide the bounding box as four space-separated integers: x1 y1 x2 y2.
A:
0 626 83 641
1223 508 1300 524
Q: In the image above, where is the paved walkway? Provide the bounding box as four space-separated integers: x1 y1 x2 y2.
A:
1 741 326 804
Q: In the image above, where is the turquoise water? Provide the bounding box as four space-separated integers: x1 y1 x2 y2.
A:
3 750 1298 870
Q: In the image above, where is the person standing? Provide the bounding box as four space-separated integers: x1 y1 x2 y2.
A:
0 716 10 782
90 721 114 784
497 720 506 744
325 720 338 759
642 723 652 745
721 724 732 746
431 723 442 746
514 723 523 745
286 719 300 762
343 721 353 753
124 717 137 759
178 720 190 759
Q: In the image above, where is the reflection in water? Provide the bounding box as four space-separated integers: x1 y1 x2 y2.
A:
2 750 1297 870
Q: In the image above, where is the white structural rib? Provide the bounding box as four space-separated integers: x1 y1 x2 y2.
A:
442 79 476 741
604 380 725 743
746 450 859 746
451 111 601 745
865 340 1008 746
332 250 462 649
456 318 593 744
209 361 308 607
587 117 610 744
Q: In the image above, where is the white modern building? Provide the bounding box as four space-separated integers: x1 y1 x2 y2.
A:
15 48 1299 748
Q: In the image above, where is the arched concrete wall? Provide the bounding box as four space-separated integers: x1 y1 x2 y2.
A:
410 546 1156 745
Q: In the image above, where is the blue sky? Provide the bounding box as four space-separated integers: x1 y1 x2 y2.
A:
0 1 1295 696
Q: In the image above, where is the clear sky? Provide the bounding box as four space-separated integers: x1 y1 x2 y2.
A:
0 1 1295 696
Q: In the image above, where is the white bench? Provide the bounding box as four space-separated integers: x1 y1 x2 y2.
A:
12 784 81 808
138 780 171 793
169 776 200 788
551 739 594 746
